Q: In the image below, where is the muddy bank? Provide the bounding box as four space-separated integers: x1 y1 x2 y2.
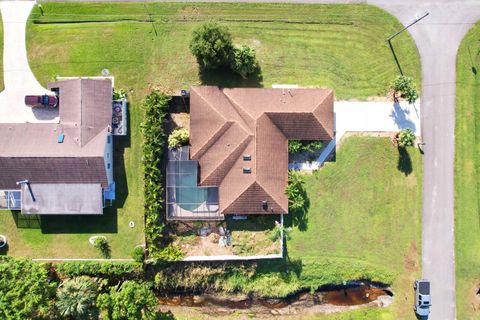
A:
157 283 394 317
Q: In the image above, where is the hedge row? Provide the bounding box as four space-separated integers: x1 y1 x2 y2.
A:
55 261 143 279
141 91 170 255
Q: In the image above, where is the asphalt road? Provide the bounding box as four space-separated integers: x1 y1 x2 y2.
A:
25 0 480 318
369 2 480 319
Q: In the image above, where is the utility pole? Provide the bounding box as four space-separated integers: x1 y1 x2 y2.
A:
386 13 429 75
387 13 430 42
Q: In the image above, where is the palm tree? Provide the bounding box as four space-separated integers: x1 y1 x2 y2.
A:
56 276 98 320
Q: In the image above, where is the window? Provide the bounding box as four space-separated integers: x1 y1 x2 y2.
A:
107 163 111 169
107 135 111 144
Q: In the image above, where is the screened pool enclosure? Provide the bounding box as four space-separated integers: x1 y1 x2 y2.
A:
166 147 222 220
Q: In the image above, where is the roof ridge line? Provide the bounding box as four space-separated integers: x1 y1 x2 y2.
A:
194 87 229 122
221 90 255 134
199 134 253 185
191 121 234 160
255 178 287 212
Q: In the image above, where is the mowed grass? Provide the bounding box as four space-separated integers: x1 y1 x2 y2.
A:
25 3 420 100
455 21 480 319
288 136 423 319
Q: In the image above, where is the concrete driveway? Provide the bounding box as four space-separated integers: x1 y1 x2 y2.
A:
0 1 58 123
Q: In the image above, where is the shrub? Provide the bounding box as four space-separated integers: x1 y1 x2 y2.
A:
285 170 307 212
94 237 111 259
131 247 145 263
113 89 127 100
141 91 170 253
0 257 57 319
288 140 324 155
231 45 259 79
150 244 185 262
268 223 292 242
56 276 98 319
189 23 234 69
55 262 142 280
168 127 189 149
97 281 157 320
397 128 416 147
391 75 418 103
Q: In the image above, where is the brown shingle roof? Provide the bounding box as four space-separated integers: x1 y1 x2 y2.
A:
189 86 334 215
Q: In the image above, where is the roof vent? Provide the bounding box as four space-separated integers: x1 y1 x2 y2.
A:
243 154 251 161
243 167 251 174
57 133 64 143
262 201 268 210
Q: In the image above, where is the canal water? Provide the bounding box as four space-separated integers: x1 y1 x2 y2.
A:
157 284 393 314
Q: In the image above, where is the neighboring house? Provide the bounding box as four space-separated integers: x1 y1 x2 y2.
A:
0 78 115 215
167 86 334 220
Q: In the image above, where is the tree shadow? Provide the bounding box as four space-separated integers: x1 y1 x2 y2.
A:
284 185 310 232
154 311 176 320
199 65 263 88
397 146 413 176
390 102 416 132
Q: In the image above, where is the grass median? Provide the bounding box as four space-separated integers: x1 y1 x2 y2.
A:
455 20 480 320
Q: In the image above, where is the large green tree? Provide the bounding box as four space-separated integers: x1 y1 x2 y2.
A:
189 23 234 69
97 281 157 320
0 257 56 319
56 276 98 319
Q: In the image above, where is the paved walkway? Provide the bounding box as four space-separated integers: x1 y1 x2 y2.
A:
0 1 58 123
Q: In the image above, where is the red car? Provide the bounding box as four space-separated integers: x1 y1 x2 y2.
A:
24 95 58 108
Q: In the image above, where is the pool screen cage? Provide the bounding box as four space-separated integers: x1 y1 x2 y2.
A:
166 147 222 220
0 190 22 210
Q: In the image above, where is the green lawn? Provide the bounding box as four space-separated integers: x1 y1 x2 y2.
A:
25 2 420 100
288 136 422 319
455 20 480 320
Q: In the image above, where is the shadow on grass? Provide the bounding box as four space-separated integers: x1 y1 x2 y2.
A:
284 183 310 232
199 66 263 88
397 146 413 176
387 39 404 76
0 243 9 256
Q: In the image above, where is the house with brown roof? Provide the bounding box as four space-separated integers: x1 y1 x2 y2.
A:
0 78 115 215
167 86 334 220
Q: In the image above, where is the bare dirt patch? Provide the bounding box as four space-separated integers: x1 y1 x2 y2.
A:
403 241 419 272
